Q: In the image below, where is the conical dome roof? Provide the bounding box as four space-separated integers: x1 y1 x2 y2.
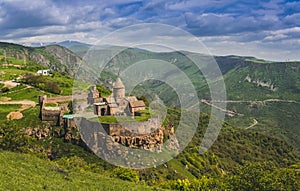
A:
114 77 125 89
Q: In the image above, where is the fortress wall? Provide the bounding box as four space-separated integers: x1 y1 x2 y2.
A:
41 109 61 125
75 117 164 150
44 96 73 103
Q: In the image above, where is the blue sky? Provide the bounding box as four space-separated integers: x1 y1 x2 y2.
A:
0 0 299 61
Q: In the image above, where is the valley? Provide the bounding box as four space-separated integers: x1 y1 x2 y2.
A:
0 41 299 190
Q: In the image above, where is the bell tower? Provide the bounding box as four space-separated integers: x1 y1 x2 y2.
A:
113 77 125 101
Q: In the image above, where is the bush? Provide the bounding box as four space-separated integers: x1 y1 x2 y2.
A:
225 162 300 191
1 87 9 93
56 156 89 170
22 73 61 94
112 168 139 182
0 121 36 152
96 84 111 97
45 81 61 94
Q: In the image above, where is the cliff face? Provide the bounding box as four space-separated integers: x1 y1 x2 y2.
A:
43 45 82 76
0 42 82 76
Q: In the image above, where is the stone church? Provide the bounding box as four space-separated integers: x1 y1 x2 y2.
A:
88 78 146 117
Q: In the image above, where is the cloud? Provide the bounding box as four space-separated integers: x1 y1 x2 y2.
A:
0 0 299 61
183 12 277 36
284 13 300 26
263 27 300 41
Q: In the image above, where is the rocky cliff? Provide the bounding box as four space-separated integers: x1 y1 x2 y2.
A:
0 42 82 76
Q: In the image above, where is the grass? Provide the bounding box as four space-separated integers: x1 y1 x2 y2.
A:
4 87 47 102
97 116 151 123
0 67 33 81
44 103 58 107
0 150 161 191
44 72 74 95
13 106 43 127
0 105 43 128
167 159 195 180
0 55 26 65
0 104 21 122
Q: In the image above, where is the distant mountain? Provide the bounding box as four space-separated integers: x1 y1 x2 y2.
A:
55 40 92 48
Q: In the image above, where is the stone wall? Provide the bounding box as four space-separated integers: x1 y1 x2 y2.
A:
43 96 73 103
41 109 62 125
105 118 160 136
76 117 164 151
39 95 72 125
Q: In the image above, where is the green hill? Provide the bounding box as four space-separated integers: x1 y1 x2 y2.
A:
0 41 300 190
0 150 159 191
71 46 300 150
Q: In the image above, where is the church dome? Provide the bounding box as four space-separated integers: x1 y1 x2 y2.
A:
114 77 125 89
113 77 125 99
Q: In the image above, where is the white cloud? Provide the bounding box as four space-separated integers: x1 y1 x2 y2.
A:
0 0 299 61
263 27 300 41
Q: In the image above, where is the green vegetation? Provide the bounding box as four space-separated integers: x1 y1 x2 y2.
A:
0 105 299 190
1 42 300 190
0 68 34 81
4 87 49 101
0 104 21 120
0 150 160 191
224 102 300 148
96 84 111 97
98 115 151 123
22 73 62 94
159 162 300 190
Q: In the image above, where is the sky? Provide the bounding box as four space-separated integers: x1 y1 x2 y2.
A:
0 0 299 61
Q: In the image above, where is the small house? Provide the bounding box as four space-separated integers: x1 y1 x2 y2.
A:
37 69 51 76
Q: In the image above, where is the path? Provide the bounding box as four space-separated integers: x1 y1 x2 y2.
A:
200 98 299 129
245 119 258 129
0 80 20 88
0 80 33 95
208 99 298 104
200 99 243 117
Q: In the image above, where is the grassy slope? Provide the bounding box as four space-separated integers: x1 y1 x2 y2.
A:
0 104 21 119
0 150 158 191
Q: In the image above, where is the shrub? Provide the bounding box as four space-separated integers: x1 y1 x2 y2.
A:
1 87 9 93
112 168 139 182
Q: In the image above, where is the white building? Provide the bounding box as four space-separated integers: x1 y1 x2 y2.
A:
37 69 51 76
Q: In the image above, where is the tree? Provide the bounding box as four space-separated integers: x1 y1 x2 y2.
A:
226 162 300 191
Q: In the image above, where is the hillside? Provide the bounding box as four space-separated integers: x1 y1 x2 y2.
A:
0 41 300 190
69 45 300 150
0 107 299 190
0 150 159 191
0 42 82 77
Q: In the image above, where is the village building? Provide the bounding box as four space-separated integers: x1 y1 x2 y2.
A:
37 69 51 76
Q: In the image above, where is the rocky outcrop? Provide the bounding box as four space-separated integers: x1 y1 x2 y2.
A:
245 74 278 91
111 127 164 150
24 127 50 140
